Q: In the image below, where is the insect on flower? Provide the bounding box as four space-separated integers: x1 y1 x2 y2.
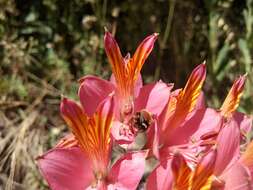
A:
131 109 154 132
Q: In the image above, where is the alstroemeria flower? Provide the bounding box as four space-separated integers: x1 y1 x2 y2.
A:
147 116 252 190
104 31 159 118
79 31 173 144
146 66 250 160
144 63 222 158
37 96 146 190
189 76 252 190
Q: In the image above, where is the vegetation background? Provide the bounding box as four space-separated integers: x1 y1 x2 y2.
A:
1 0 253 189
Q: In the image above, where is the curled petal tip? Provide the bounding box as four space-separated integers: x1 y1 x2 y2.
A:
153 32 159 37
104 31 115 45
236 75 247 91
104 26 108 32
60 94 65 100
194 63 206 76
78 76 85 83
60 95 68 103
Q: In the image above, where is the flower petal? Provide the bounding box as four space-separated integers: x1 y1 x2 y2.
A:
108 151 146 190
162 63 206 134
214 119 240 176
110 74 143 98
61 96 114 172
173 63 206 118
241 140 253 177
146 159 173 190
78 75 115 116
60 98 89 151
135 81 173 116
221 162 253 190
196 91 206 109
220 75 246 117
163 108 222 146
55 134 78 148
233 112 252 135
37 147 93 190
190 108 223 141
192 149 217 190
145 120 160 159
130 33 158 83
171 152 192 189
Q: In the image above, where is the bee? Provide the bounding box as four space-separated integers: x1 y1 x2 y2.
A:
132 109 153 132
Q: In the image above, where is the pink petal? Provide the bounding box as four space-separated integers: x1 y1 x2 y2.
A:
233 112 252 135
78 75 115 116
221 162 253 190
195 91 206 109
135 81 173 116
164 108 222 146
37 147 93 190
191 109 222 140
145 120 160 159
108 151 146 190
146 159 173 190
214 119 240 176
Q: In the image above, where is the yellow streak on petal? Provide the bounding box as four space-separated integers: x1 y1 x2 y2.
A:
130 33 158 83
241 140 253 168
190 175 213 190
191 149 216 190
104 32 158 101
165 64 206 129
55 135 78 148
220 75 246 117
172 153 192 190
176 64 206 113
61 97 114 174
104 32 129 98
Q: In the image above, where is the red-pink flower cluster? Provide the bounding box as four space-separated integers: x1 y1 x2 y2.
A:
37 31 253 190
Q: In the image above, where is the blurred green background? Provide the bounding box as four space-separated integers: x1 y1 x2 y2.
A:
1 0 253 189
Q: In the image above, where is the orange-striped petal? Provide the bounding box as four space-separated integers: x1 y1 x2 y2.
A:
104 32 127 97
104 32 158 101
129 33 158 83
191 149 217 190
241 140 253 168
164 63 206 129
60 98 89 151
220 75 246 117
176 63 206 114
171 152 192 190
60 96 114 174
55 134 78 148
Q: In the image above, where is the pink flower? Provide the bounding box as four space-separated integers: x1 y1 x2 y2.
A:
78 32 173 144
145 63 216 159
37 96 146 190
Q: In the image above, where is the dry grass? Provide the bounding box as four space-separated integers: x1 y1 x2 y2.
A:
0 78 66 190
